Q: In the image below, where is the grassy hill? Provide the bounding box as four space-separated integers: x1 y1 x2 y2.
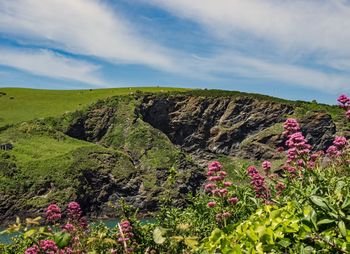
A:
0 87 188 128
0 86 349 227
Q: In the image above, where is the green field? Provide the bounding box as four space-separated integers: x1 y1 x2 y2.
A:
0 87 188 128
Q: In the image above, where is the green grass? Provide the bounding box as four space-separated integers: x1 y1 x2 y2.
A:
0 87 188 128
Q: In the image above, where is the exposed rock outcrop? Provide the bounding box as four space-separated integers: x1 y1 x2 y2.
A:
0 93 342 226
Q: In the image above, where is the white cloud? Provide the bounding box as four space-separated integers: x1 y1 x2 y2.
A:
182 52 350 93
0 0 175 71
141 0 350 93
145 0 350 56
0 47 103 84
0 0 349 94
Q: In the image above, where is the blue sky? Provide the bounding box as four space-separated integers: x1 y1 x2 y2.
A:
1 0 350 103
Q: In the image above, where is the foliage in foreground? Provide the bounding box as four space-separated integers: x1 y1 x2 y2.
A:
1 95 350 253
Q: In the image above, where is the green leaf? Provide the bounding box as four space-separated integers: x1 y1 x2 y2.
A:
184 236 199 249
54 232 71 248
153 227 167 244
310 196 330 211
341 197 350 209
103 238 117 244
23 228 36 238
171 236 184 242
317 219 335 226
338 220 347 237
278 238 291 248
209 228 224 243
310 209 318 230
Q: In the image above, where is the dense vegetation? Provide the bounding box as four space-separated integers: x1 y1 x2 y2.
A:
1 93 350 253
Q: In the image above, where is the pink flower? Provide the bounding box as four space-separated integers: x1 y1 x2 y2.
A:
262 160 271 174
222 212 231 218
208 161 222 172
206 171 214 176
247 166 258 176
67 201 82 221
224 181 233 187
218 171 227 177
219 188 228 196
39 240 58 253
216 213 223 221
283 118 300 136
118 220 133 242
333 136 348 149
275 182 286 190
346 109 350 119
249 171 270 200
308 161 316 168
285 132 311 163
25 246 39 254
204 183 216 190
284 165 297 174
310 151 323 161
120 220 131 229
211 189 220 196
118 237 130 242
59 247 73 254
46 204 61 222
228 197 239 205
337 94 349 105
79 216 88 229
207 201 217 207
62 223 75 232
208 176 221 182
327 145 341 157
297 159 304 166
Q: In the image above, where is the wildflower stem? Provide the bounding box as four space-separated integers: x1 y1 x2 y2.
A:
118 222 128 253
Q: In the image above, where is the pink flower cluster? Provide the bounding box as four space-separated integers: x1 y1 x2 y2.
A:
24 246 40 254
327 136 348 158
204 161 238 208
39 240 59 254
275 182 286 196
337 94 350 120
67 201 82 221
247 166 270 201
118 220 134 243
46 204 61 222
283 118 300 137
308 151 324 168
282 118 313 167
62 223 75 233
118 220 134 253
25 240 58 254
262 160 271 175
285 132 311 164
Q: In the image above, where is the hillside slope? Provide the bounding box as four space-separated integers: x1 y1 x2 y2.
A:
0 89 349 225
0 87 187 128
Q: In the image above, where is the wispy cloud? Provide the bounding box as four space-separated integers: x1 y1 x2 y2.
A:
145 0 350 56
0 0 175 71
140 0 350 93
0 47 102 84
0 0 350 96
180 52 350 93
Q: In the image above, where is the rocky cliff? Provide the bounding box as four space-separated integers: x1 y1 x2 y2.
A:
0 92 344 225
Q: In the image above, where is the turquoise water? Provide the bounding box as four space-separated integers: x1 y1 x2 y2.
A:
0 232 17 245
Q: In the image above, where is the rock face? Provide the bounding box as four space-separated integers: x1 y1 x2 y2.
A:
300 112 336 151
140 95 292 157
140 95 337 161
0 93 341 225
